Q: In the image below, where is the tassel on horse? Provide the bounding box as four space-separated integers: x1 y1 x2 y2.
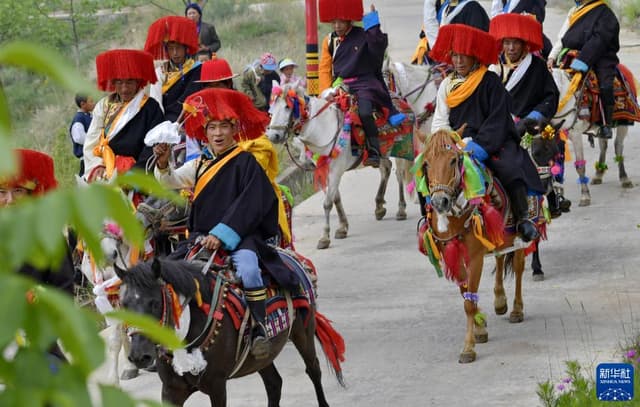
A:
314 312 346 386
443 238 469 285
478 203 504 247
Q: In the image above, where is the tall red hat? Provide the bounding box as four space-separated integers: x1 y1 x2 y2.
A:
489 13 543 52
429 24 500 66
182 88 270 142
144 16 199 59
319 0 363 23
195 58 238 83
0 149 58 195
95 49 157 92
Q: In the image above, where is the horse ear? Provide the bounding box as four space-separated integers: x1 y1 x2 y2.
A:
455 124 467 135
151 257 162 279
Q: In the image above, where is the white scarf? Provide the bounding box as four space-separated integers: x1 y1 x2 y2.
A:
505 53 532 92
107 89 146 140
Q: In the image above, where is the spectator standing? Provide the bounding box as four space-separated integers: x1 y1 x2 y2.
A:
69 94 95 176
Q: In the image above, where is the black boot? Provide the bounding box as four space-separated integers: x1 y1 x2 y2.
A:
245 287 270 359
361 114 381 168
508 182 540 242
598 104 614 139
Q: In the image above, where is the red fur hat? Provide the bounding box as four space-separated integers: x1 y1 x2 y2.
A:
0 149 58 195
95 49 157 92
489 13 543 52
429 24 500 66
144 16 199 59
319 0 363 23
182 88 270 142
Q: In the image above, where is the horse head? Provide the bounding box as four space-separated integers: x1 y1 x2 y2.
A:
528 120 563 168
117 257 205 369
423 128 464 214
267 82 306 144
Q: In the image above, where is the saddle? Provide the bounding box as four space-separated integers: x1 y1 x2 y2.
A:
335 89 416 160
559 51 640 125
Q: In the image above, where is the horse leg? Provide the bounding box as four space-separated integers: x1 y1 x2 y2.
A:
258 363 283 407
394 158 408 221
290 318 330 407
460 250 484 363
494 255 507 315
104 323 122 386
591 137 608 185
531 241 544 281
120 327 139 380
509 249 526 323
374 158 391 220
569 130 591 206
318 191 334 250
615 127 633 188
161 380 196 407
333 190 349 240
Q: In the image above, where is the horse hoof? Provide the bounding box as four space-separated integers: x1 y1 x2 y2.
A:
396 212 407 221
578 197 591 207
121 368 139 380
622 179 634 188
317 239 330 250
591 177 602 185
375 208 387 220
532 272 545 282
334 229 348 239
458 350 476 364
494 304 508 315
509 312 524 323
475 333 488 343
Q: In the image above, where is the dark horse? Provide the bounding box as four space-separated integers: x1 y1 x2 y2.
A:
116 257 345 406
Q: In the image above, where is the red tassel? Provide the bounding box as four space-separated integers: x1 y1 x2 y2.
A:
538 222 547 241
315 312 346 386
479 204 505 246
313 156 330 191
443 238 469 284
524 242 537 256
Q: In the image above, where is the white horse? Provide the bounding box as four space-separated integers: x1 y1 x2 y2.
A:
80 223 141 386
267 83 413 249
551 68 633 207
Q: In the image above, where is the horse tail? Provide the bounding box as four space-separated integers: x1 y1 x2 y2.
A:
314 311 346 387
504 252 515 277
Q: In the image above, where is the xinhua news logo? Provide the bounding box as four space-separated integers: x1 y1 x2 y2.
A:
596 363 634 401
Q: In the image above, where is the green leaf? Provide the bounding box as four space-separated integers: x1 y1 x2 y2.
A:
102 186 144 248
0 84 12 157
100 385 137 407
107 310 183 349
0 274 29 348
0 42 95 97
116 170 185 204
34 286 105 375
34 191 70 260
1 200 36 270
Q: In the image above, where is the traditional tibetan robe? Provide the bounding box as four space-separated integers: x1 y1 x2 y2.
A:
19 250 75 296
437 0 490 31
322 25 392 107
155 147 299 290
432 69 544 192
150 59 202 122
83 90 164 178
492 54 559 120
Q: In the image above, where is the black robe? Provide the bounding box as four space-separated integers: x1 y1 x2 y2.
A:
561 1 619 70
438 0 490 32
449 71 544 192
108 98 165 170
498 55 559 120
19 249 75 296
189 148 299 290
332 25 392 108
161 64 202 122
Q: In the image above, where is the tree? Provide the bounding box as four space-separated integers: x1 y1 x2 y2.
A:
0 42 180 406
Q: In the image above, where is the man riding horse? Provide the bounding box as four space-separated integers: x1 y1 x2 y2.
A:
430 23 545 242
547 0 620 139
318 0 405 168
152 88 299 359
489 13 569 216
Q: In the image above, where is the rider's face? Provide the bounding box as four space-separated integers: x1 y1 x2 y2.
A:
205 120 238 155
451 53 476 77
503 38 526 63
167 41 187 65
113 79 140 102
332 20 352 37
0 186 29 207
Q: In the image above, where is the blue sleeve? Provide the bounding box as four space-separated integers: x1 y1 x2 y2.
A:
210 223 241 251
363 10 380 31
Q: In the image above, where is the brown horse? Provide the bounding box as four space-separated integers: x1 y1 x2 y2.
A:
116 256 345 406
419 129 542 363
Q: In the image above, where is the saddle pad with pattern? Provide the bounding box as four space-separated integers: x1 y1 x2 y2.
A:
580 67 640 125
492 178 544 232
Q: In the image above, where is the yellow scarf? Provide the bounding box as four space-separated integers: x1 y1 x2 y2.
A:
162 59 196 94
569 0 606 27
238 136 292 245
445 66 487 108
193 146 243 199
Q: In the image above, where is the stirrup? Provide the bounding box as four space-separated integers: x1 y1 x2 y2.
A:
250 324 270 359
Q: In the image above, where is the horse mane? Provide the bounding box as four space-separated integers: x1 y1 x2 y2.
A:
124 258 206 298
425 128 459 156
